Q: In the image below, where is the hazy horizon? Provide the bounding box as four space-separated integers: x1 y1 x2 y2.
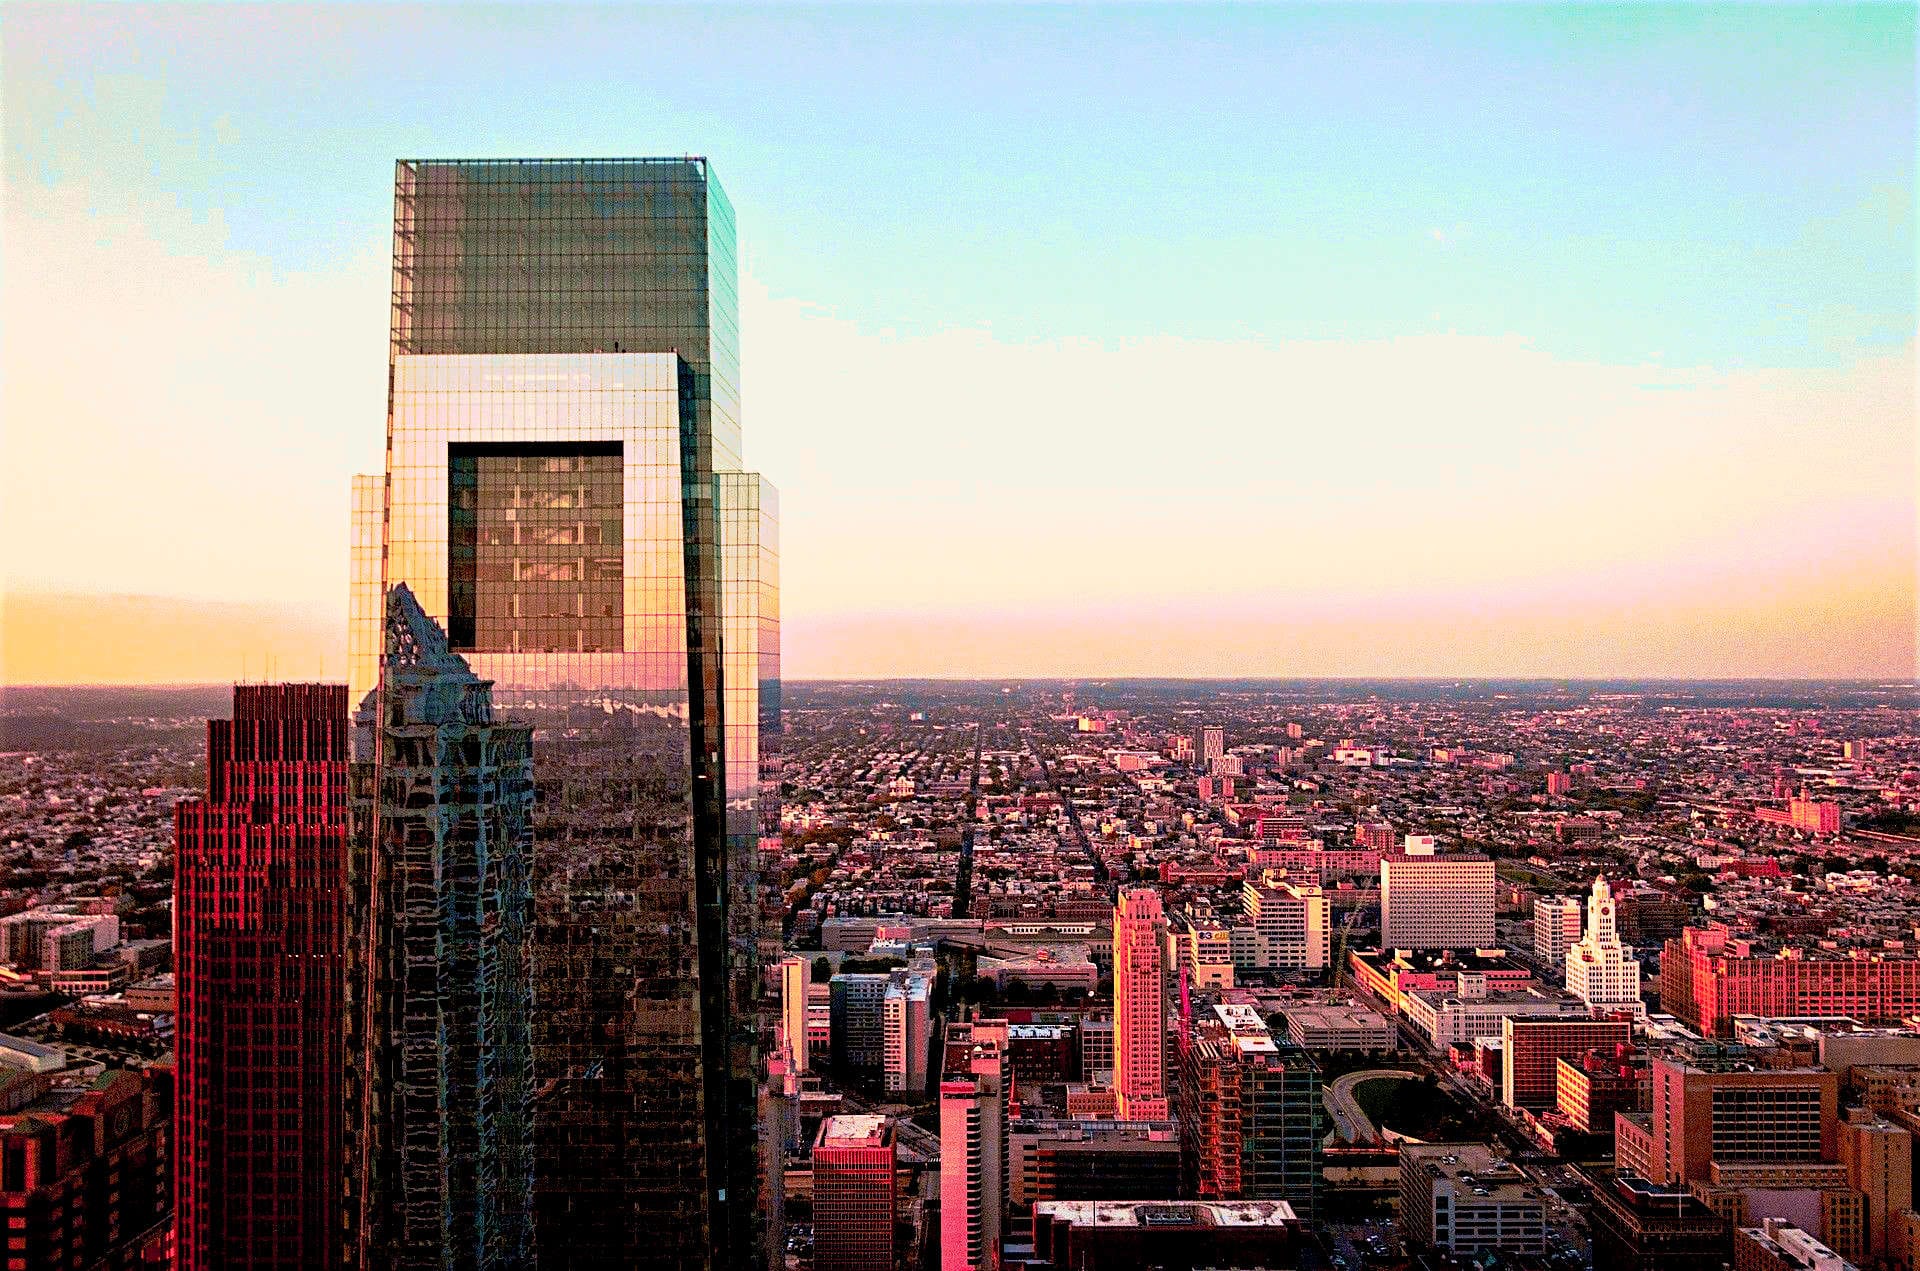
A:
4 585 1914 687
5 667 1914 697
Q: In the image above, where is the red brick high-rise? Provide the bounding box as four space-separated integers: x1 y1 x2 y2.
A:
1500 1016 1634 1110
174 683 348 1269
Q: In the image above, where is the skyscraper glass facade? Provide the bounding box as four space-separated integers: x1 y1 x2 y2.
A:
448 444 626 653
346 584 537 1270
351 157 776 1269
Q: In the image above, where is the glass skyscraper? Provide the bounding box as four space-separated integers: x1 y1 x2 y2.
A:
350 157 778 1268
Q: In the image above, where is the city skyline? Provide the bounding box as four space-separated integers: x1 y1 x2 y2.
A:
6 7 1920 1268
4 2 1915 684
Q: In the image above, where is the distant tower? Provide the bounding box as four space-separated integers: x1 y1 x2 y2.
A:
939 1020 1009 1271
346 584 537 1269
778 954 811 1075
1198 725 1226 771
1113 887 1170 1119
1354 820 1396 853
175 684 348 1270
1565 877 1644 1019
1533 895 1583 975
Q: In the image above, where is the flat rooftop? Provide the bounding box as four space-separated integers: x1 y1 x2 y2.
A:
819 1114 891 1147
1603 1173 1723 1219
1034 1200 1298 1228
1007 1023 1073 1040
1404 1145 1540 1200
1285 1004 1392 1028
1212 1002 1279 1055
1357 948 1520 974
1408 986 1582 1009
0 1033 64 1061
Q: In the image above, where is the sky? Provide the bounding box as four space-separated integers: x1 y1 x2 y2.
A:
2 2 1914 683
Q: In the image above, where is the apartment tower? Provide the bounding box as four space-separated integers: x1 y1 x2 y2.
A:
1533 895 1582 975
778 954 810 1074
1379 845 1495 950
881 968 932 1097
1241 875 1330 969
1179 1003 1325 1221
1112 887 1170 1119
940 1019 1010 1271
812 1116 896 1271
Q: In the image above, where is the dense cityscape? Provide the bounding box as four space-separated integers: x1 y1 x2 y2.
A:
3 670 1919 1268
2 7 1914 1265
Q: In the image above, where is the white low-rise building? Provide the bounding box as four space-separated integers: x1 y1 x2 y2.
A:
1401 979 1588 1048
1401 1144 1546 1255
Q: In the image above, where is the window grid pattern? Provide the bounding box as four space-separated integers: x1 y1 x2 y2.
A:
1710 1087 1825 1163
353 155 774 1271
449 446 625 653
174 685 348 1271
375 353 713 1262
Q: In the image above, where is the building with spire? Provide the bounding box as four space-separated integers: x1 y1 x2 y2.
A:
1565 877 1645 1019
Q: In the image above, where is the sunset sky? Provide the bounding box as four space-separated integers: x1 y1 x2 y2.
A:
3 3 1914 684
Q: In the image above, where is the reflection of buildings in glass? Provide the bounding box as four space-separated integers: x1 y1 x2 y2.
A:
346 584 536 1269
350 157 778 1269
449 445 625 653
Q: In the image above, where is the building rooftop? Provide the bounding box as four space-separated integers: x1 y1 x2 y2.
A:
1601 1173 1725 1220
1737 1218 1851 1270
1007 1023 1074 1040
818 1114 892 1148
0 1032 65 1063
1403 1145 1540 1201
1408 985 1583 1011
1211 1002 1279 1055
1677 925 1920 964
1356 947 1523 976
1283 1004 1392 1029
1033 1200 1298 1229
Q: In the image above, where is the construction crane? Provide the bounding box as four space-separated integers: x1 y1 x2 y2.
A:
1330 907 1364 988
